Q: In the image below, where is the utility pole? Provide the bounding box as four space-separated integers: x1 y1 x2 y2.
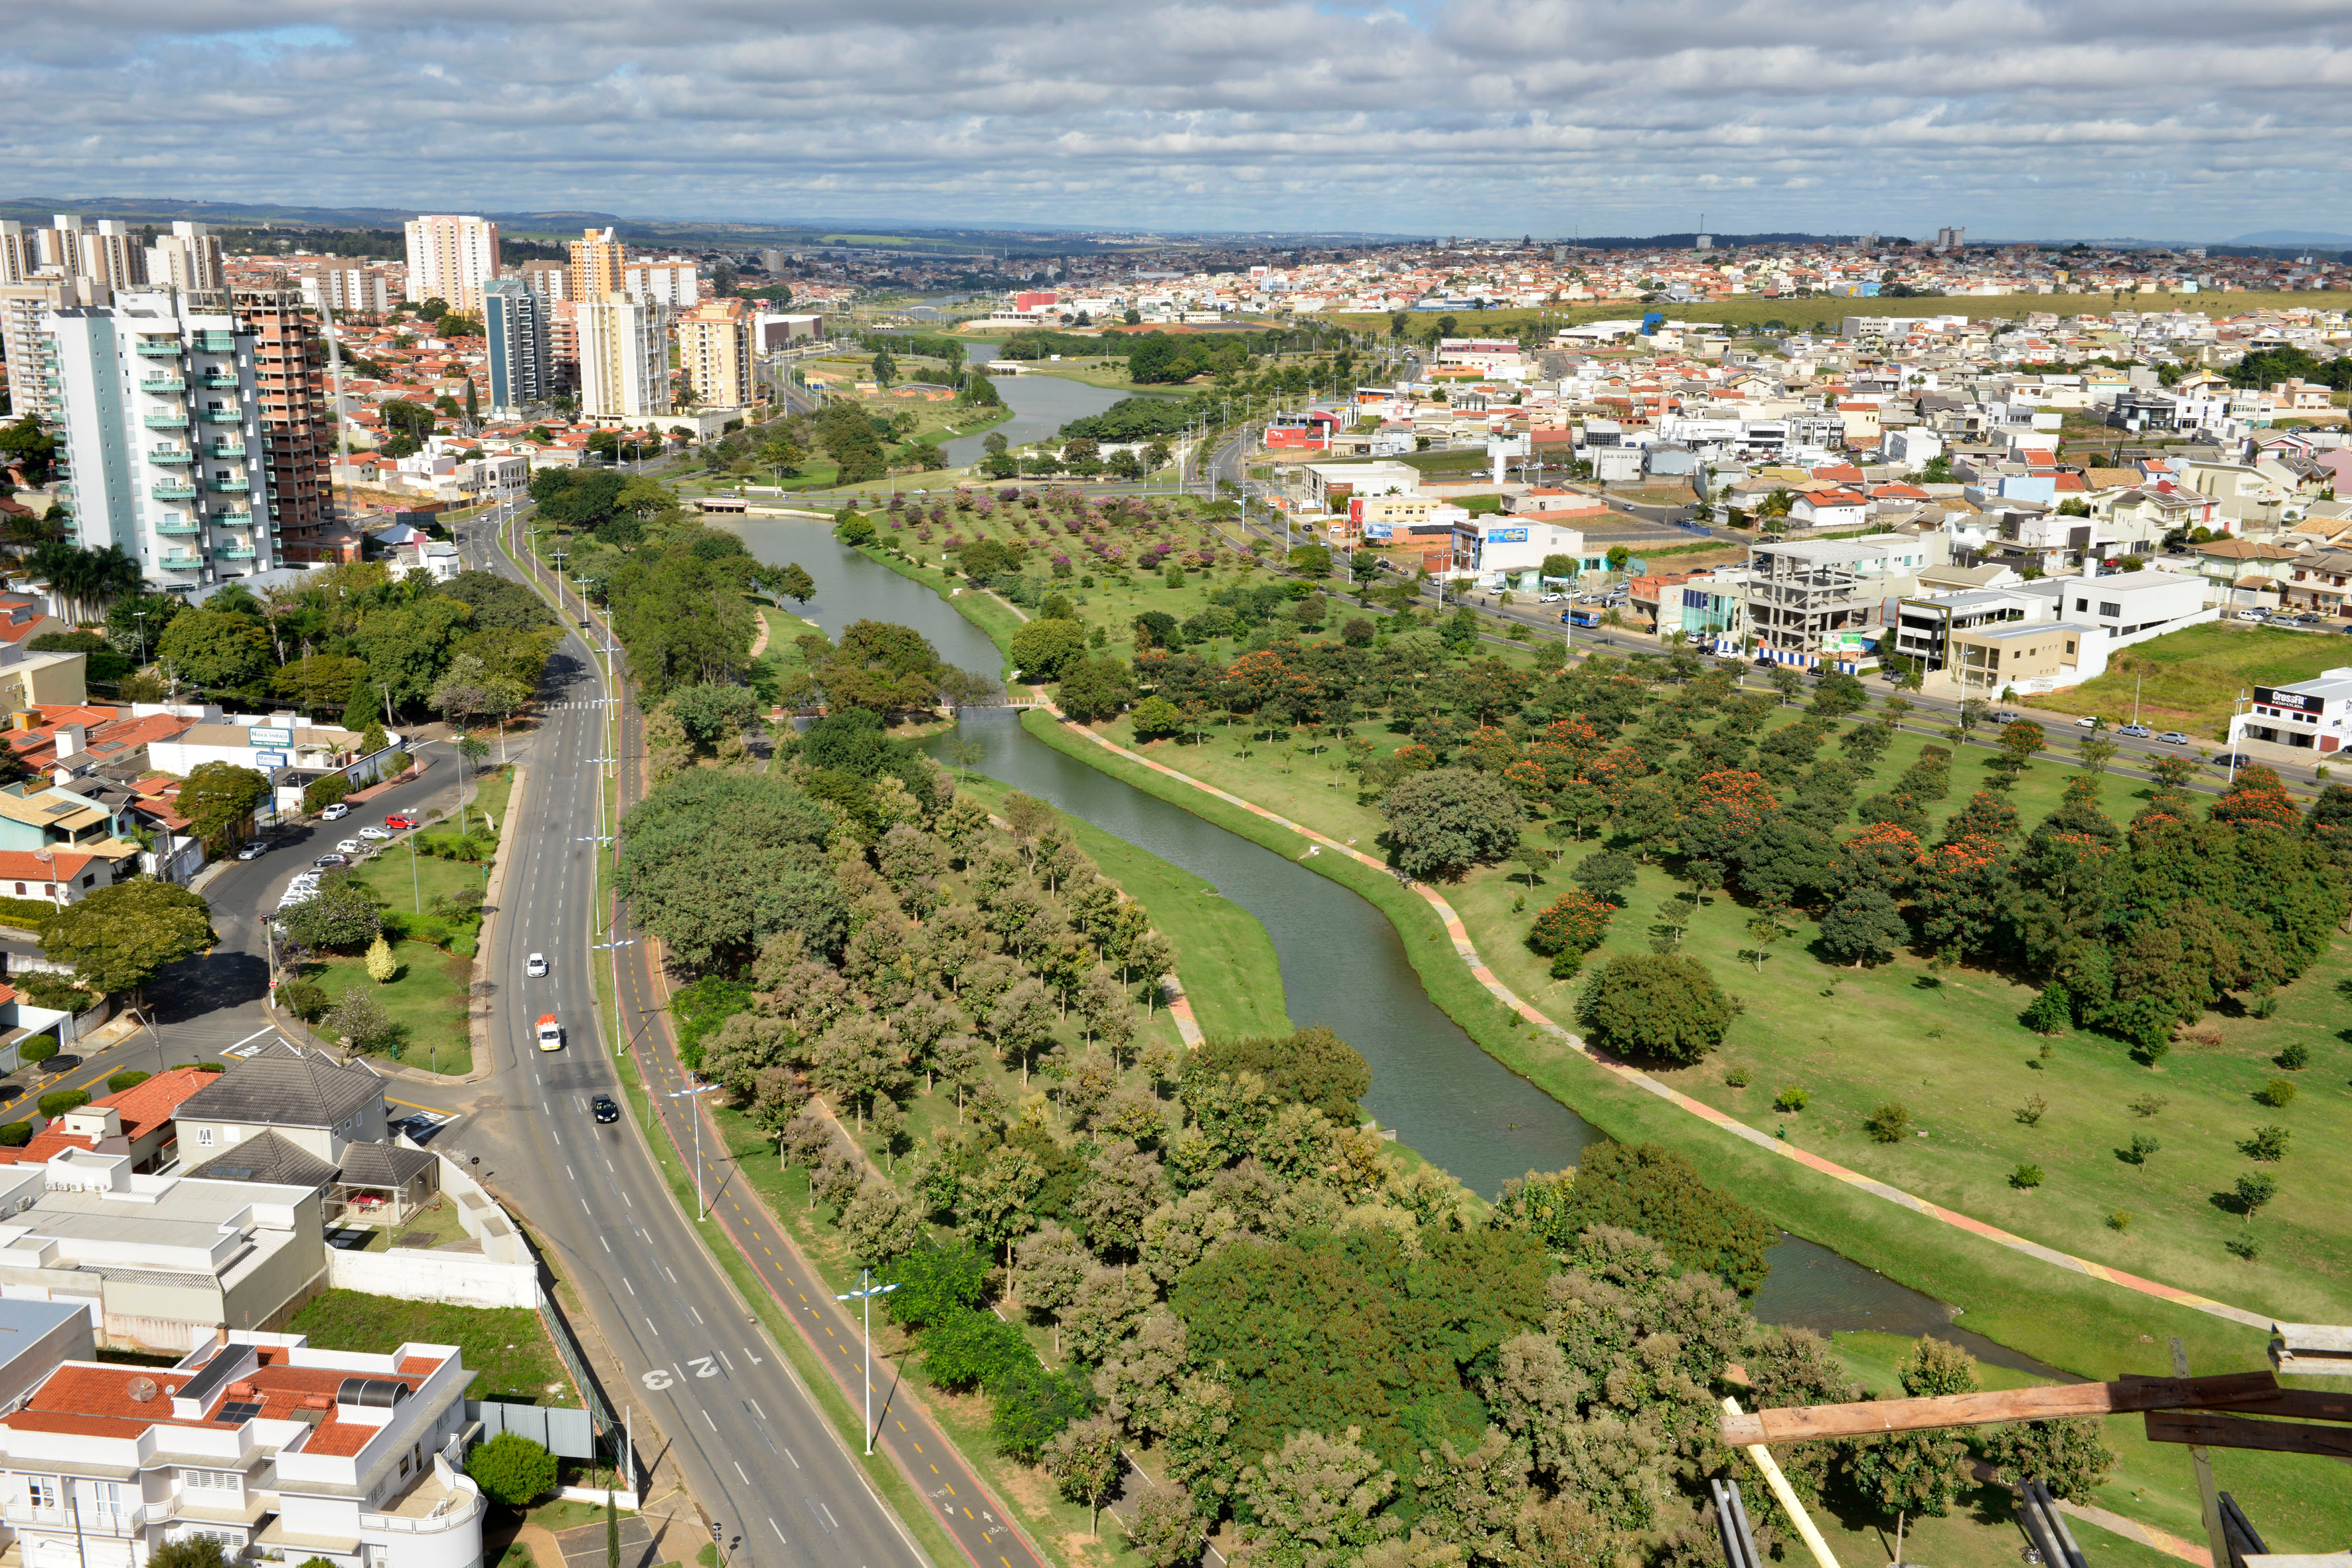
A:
834 1270 900 1454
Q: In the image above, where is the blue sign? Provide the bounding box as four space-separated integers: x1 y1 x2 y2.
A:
1486 527 1529 543
1363 522 1395 540
252 751 287 769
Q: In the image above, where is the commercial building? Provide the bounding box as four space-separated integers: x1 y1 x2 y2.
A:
754 312 821 349
1302 459 1419 510
2238 666 2352 753
0 1330 485 1568
567 227 626 305
1454 517 1587 588
1947 620 2096 696
231 288 331 564
673 298 752 411
577 298 670 419
401 216 500 313
43 290 276 589
480 281 550 416
141 224 224 295
2023 568 2209 641
1891 588 2045 672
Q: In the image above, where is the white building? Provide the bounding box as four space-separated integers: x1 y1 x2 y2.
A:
44 291 277 591
299 264 392 319
621 260 699 307
1455 518 1587 589
0 1328 485 1568
141 224 224 295
401 216 500 314
2023 568 2211 641
2236 666 2352 755
577 299 670 419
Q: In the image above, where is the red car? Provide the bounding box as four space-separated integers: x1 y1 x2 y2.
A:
384 814 419 830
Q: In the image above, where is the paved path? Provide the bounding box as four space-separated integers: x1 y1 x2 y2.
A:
1040 708 2276 1334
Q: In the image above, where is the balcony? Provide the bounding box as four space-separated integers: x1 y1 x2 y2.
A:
135 339 183 358
151 480 197 501
205 442 246 459
210 510 254 526
200 407 244 424
159 553 204 572
140 375 185 393
192 334 239 354
361 1472 483 1537
154 518 200 535
147 449 195 467
200 373 240 390
216 544 256 560
206 476 250 495
143 412 189 430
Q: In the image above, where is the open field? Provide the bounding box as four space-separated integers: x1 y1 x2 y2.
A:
289 1290 567 1403
2018 621 2352 739
1329 290 2352 337
309 938 473 1074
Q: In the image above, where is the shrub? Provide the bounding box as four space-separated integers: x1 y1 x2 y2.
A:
0 896 58 931
987 1361 1097 1464
2009 1162 2044 1190
919 1307 1035 1393
1526 890 1613 959
277 980 329 1022
37 1089 90 1120
17 1036 58 1067
2014 1094 2047 1126
1773 1085 1809 1113
2021 982 2072 1036
878 1241 992 1332
1724 1067 1750 1088
1575 952 1737 1064
0 1123 29 1148
1863 1102 1912 1143
106 1070 150 1094
2224 1235 2262 1261
465 1431 558 1508
2240 1125 2291 1162
303 773 352 815
2254 1077 2299 1108
2275 1042 2309 1071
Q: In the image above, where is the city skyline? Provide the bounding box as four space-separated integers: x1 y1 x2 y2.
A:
7 1 2349 239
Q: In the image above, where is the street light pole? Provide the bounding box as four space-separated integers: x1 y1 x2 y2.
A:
665 1080 722 1219
834 1270 900 1454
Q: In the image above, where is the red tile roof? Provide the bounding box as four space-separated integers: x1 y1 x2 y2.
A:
3 1348 447 1450
0 1066 216 1165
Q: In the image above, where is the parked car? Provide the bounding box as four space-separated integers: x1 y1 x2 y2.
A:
235 842 268 861
2120 724 2152 738
2235 609 2266 621
319 803 351 821
384 814 419 830
591 1094 620 1125
2294 613 2322 625
335 839 364 854
313 853 350 869
1538 593 1563 603
1987 710 2019 724
357 826 392 842
2157 730 2189 745
526 953 548 978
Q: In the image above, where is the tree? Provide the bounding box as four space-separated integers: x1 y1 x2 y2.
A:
1982 1419 2117 1502
466 1431 558 1508
617 769 846 970
1239 1427 1400 1568
1576 953 1736 1064
325 987 398 1054
1820 882 1905 967
1123 1484 1206 1568
841 1180 922 1265
1996 718 2047 782
156 609 272 694
2234 1170 2278 1225
279 876 382 952
1010 617 1089 682
364 934 397 984
1055 657 1135 723
40 882 215 1002
1527 891 1613 962
147 1542 228 1568
179 761 271 853
775 562 817 605
1380 768 1525 880
1569 850 1638 904
1849 1340 1978 1567
1043 1415 1127 1533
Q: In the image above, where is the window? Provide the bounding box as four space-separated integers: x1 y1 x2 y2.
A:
25 1477 57 1510
185 1470 239 1493
2099 601 2122 618
2075 597 2088 611
196 1127 214 1147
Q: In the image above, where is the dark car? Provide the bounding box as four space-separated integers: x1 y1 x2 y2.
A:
590 1094 620 1124
41 1056 82 1077
2213 753 2255 769
313 853 351 869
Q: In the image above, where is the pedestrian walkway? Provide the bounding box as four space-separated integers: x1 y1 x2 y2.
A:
1042 705 2276 1333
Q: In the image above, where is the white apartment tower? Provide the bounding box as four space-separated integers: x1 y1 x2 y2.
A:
578 297 670 418
402 214 501 313
44 289 275 589
142 222 226 294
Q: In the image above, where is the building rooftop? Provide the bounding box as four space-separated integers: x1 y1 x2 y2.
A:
175 1054 384 1133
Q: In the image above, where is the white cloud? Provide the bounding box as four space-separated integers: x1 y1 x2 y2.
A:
3 0 2346 238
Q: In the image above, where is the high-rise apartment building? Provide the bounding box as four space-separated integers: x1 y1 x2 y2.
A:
144 222 226 293
577 297 669 418
623 259 699 307
544 299 580 393
402 214 501 313
674 299 753 410
75 221 145 292
518 260 569 303
231 287 330 562
0 223 38 285
568 227 625 304
44 289 274 588
481 280 551 416
299 260 392 317
1 285 65 426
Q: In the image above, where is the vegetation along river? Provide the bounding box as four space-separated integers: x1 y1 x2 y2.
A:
733 515 2053 1370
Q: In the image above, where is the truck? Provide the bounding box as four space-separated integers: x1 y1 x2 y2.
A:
536 1014 562 1052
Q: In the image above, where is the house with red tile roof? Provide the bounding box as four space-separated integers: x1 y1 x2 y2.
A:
0 1065 216 1172
0 1328 483 1568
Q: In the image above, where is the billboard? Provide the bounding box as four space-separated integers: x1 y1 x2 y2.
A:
1822 631 1871 655
247 726 292 747
2255 686 2323 714
1486 527 1529 544
1363 522 1395 541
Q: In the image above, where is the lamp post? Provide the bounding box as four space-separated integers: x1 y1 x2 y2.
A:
665 1079 722 1219
834 1270 900 1454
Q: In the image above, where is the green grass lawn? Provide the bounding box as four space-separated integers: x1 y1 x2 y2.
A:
2019 621 2352 740
311 939 473 1075
289 1289 569 1403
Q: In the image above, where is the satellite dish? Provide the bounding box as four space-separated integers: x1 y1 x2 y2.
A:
126 1377 159 1404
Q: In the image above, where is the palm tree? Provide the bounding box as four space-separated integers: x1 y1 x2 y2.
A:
29 542 141 623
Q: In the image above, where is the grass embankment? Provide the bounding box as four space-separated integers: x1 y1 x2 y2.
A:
290 1289 568 1403
2019 621 2352 740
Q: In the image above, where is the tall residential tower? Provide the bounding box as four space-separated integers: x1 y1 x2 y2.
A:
402 214 501 313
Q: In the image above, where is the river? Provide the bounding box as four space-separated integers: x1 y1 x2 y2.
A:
732 516 2055 1368
927 339 1135 468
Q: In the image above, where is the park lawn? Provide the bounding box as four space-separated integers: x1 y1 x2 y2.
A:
309 939 473 1075
952 771 1290 1042
290 1289 568 1403
2017 621 2352 740
465 763 516 835
347 842 494 925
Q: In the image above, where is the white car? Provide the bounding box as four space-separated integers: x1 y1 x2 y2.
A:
1539 593 1564 603
235 842 267 860
2075 716 2100 728
335 839 364 854
319 803 351 821
526 953 548 978
2236 608 2266 621
357 826 392 841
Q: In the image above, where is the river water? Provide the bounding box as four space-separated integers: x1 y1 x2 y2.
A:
733 516 2055 1367
931 339 1134 468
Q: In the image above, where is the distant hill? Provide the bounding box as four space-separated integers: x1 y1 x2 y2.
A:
2229 230 2352 247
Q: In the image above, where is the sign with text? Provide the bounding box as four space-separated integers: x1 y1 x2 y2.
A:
246 726 293 747
252 751 287 769
2255 686 2323 715
1486 527 1529 544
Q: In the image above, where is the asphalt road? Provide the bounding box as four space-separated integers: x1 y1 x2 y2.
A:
451 507 1038 1568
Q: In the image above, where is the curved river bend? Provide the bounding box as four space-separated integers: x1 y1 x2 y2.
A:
734 517 2052 1368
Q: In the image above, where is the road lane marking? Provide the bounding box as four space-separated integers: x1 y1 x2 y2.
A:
716 1349 734 1372
646 1317 659 1337
768 1520 785 1545
687 1303 703 1326
621 1277 635 1296
734 1462 748 1482
700 1407 716 1431
599 1235 610 1253
747 1397 765 1420
784 1447 798 1469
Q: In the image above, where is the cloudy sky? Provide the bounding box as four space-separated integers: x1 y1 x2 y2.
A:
7 0 2347 240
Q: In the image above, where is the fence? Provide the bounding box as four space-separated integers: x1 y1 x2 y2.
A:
467 1399 596 1459
536 1283 621 1457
